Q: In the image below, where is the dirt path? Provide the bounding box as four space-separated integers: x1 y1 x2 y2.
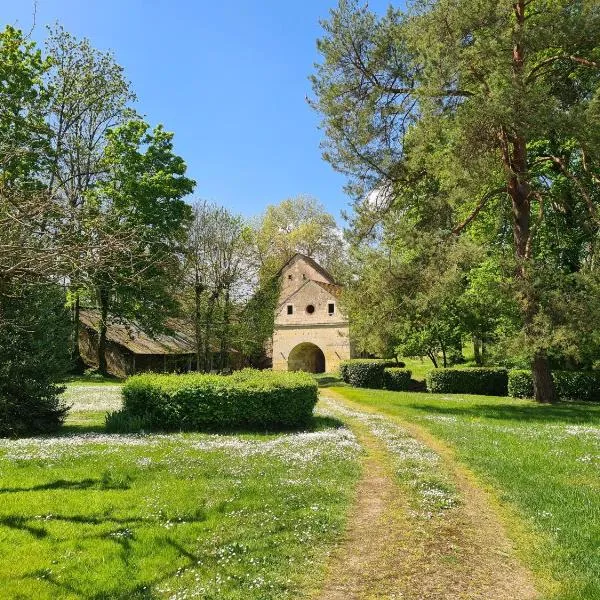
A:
317 390 539 600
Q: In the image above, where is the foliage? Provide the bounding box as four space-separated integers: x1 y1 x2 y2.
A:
339 359 396 388
509 370 600 403
383 367 412 391
254 195 346 281
0 284 70 436
182 200 253 371
116 369 318 431
426 368 508 396
312 0 600 401
507 370 535 399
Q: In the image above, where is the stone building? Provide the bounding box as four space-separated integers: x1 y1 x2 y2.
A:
272 254 352 373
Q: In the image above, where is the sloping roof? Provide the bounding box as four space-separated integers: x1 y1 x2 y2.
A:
275 253 336 284
313 280 343 298
79 309 195 355
278 278 343 309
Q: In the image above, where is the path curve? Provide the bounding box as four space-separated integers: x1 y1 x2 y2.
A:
317 390 539 600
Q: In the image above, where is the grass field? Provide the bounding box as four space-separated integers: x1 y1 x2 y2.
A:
0 383 361 599
332 386 600 600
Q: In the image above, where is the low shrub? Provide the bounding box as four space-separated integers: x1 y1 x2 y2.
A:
339 359 397 388
507 370 534 398
113 369 318 431
383 368 412 391
508 369 600 402
426 368 508 396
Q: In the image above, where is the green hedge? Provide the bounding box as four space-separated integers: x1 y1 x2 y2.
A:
339 359 398 388
109 369 318 431
507 370 534 398
426 368 508 396
509 369 600 402
383 368 412 391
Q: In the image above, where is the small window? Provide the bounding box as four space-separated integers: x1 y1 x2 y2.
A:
328 303 335 315
306 304 315 314
288 274 293 280
287 305 293 315
302 273 306 279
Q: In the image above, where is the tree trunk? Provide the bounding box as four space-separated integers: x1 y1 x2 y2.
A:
97 287 109 376
70 293 83 370
219 288 231 371
427 350 438 369
532 352 555 404
473 336 482 366
194 274 203 372
204 293 217 372
440 341 447 368
498 0 557 403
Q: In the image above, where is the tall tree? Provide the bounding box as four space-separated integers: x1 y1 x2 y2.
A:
0 27 70 435
45 27 135 367
254 195 346 281
312 0 600 402
85 120 195 374
184 201 250 371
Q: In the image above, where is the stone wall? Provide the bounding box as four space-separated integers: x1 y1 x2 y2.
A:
272 256 352 373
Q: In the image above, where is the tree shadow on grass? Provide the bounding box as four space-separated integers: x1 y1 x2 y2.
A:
407 401 600 425
0 477 98 494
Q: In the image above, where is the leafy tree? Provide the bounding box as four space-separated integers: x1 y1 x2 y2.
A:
254 195 346 281
84 120 195 374
0 27 71 435
45 26 135 367
183 201 251 371
312 0 600 401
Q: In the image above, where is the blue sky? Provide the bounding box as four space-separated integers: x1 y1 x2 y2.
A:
3 0 391 222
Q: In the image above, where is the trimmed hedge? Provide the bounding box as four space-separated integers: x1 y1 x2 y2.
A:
509 369 600 402
110 369 318 431
383 368 412 391
507 370 534 398
426 368 508 396
339 359 398 389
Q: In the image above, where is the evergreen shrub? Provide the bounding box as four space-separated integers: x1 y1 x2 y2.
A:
508 369 600 402
426 367 508 396
339 359 397 388
383 368 412 391
111 369 318 431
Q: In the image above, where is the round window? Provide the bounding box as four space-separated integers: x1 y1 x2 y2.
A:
306 304 315 314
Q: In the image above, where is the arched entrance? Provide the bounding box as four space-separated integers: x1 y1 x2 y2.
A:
288 342 326 373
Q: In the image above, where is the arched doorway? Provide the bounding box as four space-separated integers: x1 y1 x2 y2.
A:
288 342 326 373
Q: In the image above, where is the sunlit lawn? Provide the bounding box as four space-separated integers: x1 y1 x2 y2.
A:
332 386 600 600
0 384 361 599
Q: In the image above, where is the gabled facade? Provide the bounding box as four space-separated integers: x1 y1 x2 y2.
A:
272 254 352 373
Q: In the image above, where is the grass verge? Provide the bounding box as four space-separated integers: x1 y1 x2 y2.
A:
331 386 600 600
0 386 361 599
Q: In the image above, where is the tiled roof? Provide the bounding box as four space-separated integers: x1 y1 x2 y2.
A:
79 309 195 355
313 280 343 297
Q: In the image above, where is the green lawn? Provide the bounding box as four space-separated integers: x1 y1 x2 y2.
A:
0 384 361 599
332 386 600 600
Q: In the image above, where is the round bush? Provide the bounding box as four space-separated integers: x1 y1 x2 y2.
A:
112 369 318 431
426 368 508 396
383 368 412 391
